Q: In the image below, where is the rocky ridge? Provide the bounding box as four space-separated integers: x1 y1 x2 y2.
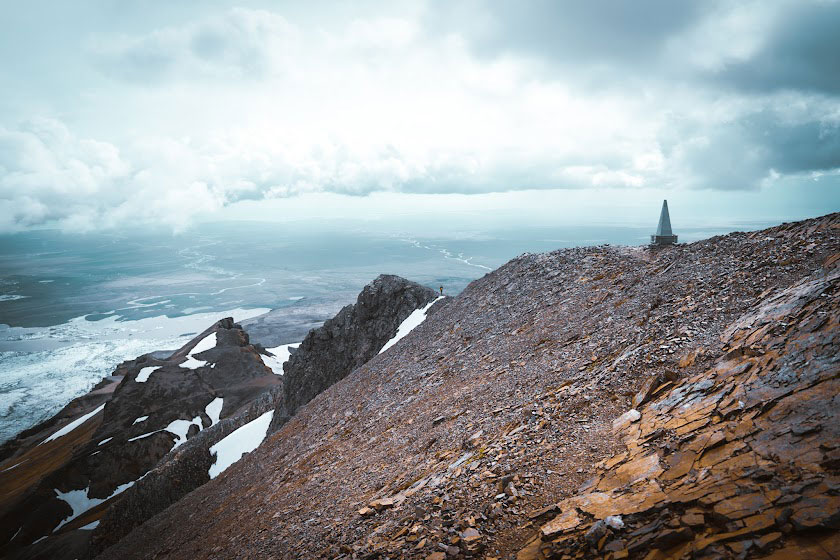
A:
0 318 280 559
276 273 438 429
94 214 839 559
93 274 436 556
0 275 438 560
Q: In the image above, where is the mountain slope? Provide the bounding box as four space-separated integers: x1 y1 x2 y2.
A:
519 264 839 558
0 276 438 560
96 214 840 559
91 274 436 555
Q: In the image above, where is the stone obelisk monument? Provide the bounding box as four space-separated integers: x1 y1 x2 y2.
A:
650 200 678 246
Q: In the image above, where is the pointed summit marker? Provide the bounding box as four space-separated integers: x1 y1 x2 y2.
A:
651 200 678 245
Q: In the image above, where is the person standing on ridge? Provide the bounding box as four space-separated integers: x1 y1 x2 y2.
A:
439 286 444 295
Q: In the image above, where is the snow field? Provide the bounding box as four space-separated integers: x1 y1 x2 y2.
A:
208 410 274 479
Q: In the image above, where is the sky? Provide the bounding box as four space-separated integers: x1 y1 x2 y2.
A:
0 0 839 233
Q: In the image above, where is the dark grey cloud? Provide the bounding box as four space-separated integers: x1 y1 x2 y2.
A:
449 0 712 65
435 1 840 97
744 115 840 174
714 2 840 94
658 110 840 190
427 0 840 189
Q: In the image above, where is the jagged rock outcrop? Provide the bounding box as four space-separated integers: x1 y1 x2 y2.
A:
90 386 284 556
0 274 438 560
0 318 281 560
91 214 839 560
274 274 437 429
90 275 434 557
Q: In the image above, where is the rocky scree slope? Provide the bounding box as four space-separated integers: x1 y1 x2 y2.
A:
96 214 840 559
0 275 436 560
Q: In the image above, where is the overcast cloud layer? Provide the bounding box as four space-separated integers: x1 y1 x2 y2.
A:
0 0 838 231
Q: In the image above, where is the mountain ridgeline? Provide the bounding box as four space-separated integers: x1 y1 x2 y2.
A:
1 215 839 560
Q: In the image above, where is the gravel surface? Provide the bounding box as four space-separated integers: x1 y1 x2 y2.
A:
97 214 839 560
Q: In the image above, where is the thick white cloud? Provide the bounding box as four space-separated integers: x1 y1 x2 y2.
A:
0 2 838 232
0 118 129 230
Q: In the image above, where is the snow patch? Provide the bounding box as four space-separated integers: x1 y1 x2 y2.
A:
1 459 28 473
208 410 274 479
205 397 223 426
128 397 219 447
97 437 112 446
132 415 149 425
135 366 160 383
53 481 135 532
128 431 159 442
180 332 217 370
263 343 300 375
379 297 444 354
40 404 106 445
164 417 203 449
191 332 217 354
180 355 207 369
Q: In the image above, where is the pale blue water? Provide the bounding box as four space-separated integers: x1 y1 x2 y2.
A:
0 220 771 442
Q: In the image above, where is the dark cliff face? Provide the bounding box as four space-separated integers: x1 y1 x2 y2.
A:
276 274 437 428
90 387 284 556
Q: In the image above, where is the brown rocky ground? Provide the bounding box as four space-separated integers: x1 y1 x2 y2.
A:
96 214 839 559
519 258 840 558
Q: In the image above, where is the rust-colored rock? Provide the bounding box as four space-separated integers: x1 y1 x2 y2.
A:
521 250 840 558
540 509 582 539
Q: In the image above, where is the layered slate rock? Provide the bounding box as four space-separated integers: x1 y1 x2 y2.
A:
0 318 282 560
274 274 437 429
520 268 840 558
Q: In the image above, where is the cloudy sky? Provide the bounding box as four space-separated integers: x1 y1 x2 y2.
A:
1 0 838 232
